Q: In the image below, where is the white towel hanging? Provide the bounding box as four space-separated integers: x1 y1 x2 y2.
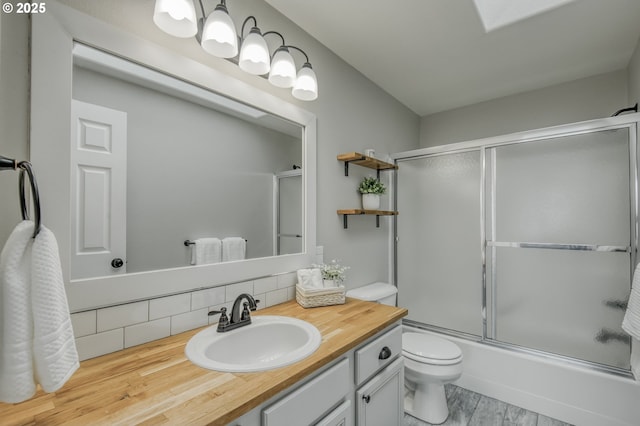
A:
191 238 222 265
0 221 79 403
622 263 640 380
222 237 246 262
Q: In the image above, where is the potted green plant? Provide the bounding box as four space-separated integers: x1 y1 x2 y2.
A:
358 176 386 210
313 259 349 287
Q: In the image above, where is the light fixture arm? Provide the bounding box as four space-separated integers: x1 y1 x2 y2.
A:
263 31 286 46
241 15 259 38
286 45 311 65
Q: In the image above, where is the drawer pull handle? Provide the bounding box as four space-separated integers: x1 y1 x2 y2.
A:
363 395 371 403
378 346 392 360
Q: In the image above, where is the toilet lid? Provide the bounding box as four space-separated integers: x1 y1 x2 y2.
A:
403 333 462 361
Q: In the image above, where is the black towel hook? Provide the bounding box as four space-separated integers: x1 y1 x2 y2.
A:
17 161 41 238
1 155 41 238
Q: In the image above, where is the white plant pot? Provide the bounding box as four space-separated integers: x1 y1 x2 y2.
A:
323 279 336 288
362 193 381 210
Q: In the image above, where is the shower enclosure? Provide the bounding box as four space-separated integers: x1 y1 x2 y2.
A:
393 114 639 375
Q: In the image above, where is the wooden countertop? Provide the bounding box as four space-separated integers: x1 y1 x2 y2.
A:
1 298 407 426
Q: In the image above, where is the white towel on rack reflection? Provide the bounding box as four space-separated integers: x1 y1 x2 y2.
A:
622 263 640 380
0 221 79 403
191 238 222 265
222 237 246 262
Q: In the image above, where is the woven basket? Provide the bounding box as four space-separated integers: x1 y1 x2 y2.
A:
296 284 346 308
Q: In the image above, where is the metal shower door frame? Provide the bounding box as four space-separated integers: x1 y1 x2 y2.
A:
391 113 640 377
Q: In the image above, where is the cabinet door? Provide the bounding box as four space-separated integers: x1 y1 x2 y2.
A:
355 357 403 426
316 400 352 426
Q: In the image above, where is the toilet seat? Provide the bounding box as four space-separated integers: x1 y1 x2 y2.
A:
403 333 463 365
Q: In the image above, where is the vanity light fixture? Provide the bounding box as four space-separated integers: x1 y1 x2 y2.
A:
153 0 198 38
238 17 270 75
200 1 238 57
152 0 318 101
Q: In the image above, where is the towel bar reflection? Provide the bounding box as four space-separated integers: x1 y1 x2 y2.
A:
0 155 41 238
184 238 247 246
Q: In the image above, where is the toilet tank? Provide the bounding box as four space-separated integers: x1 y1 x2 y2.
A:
346 282 398 306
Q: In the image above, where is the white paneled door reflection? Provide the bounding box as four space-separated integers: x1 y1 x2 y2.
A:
71 100 127 279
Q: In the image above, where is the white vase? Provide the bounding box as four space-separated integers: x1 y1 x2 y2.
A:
323 279 336 288
362 193 381 210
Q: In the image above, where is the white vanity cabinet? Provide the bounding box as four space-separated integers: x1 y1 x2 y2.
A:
354 325 404 426
228 322 403 426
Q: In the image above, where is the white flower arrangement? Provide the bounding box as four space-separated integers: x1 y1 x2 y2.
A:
313 259 350 283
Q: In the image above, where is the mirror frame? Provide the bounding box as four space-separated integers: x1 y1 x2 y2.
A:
30 2 317 312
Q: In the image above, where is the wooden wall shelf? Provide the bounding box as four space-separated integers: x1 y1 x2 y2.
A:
337 152 397 177
337 209 398 229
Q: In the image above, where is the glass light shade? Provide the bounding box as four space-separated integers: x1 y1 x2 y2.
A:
239 28 271 75
153 0 197 38
201 5 238 58
292 64 318 101
268 47 296 88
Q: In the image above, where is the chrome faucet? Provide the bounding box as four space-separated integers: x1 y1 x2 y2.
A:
208 293 259 332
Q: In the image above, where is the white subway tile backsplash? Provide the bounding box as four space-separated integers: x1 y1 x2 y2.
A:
265 288 288 307
75 328 123 361
277 272 297 289
254 277 278 294
191 287 225 311
253 293 266 311
73 273 296 360
97 301 148 332
125 317 171 348
71 310 96 338
225 281 254 302
171 308 208 335
149 294 191 320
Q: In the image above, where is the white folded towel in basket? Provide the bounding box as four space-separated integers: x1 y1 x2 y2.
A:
622 263 640 380
0 221 79 403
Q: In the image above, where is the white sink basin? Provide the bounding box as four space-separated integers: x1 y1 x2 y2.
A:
185 315 322 372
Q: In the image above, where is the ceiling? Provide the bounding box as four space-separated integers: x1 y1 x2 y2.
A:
264 0 640 116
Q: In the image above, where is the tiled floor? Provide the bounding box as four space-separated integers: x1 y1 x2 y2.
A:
404 385 573 426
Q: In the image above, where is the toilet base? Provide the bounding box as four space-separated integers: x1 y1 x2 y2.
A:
404 383 449 424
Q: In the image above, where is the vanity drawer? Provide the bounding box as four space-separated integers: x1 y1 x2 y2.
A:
355 325 402 386
262 358 349 426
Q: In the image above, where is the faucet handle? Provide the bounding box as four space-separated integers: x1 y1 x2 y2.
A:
241 302 252 321
208 307 229 330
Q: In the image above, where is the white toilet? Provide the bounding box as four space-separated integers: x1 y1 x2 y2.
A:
346 282 463 425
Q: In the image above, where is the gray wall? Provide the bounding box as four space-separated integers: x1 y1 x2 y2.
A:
73 67 300 273
419 70 629 147
0 13 29 245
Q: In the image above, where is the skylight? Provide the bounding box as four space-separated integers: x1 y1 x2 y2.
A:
472 0 578 32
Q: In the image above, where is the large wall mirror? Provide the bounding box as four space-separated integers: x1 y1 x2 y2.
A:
30 3 317 311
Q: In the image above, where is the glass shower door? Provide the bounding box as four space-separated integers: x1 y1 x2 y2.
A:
487 129 632 368
396 150 483 336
